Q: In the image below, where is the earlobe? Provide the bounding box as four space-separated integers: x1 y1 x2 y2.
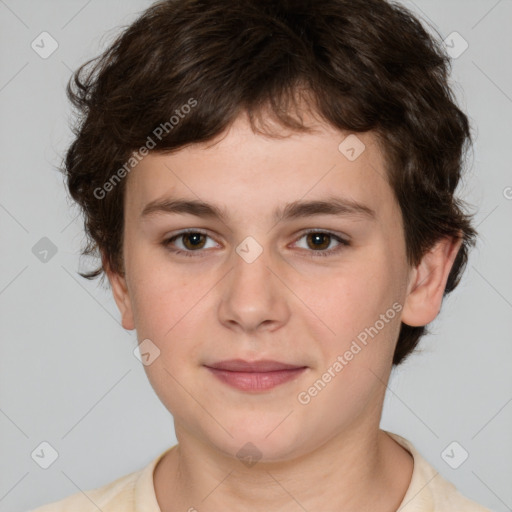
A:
103 255 135 331
401 234 463 327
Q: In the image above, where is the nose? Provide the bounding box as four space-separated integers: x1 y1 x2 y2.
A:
217 242 291 334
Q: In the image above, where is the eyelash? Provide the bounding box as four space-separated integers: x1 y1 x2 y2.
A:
162 229 350 258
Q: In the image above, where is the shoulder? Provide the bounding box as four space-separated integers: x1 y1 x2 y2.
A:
28 470 140 512
426 470 493 512
386 431 493 512
28 448 172 512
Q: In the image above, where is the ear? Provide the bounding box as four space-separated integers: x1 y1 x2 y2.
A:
401 234 463 327
103 254 135 331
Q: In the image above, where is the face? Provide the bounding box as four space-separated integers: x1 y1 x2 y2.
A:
108 112 440 462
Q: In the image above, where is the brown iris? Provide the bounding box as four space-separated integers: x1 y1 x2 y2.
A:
181 233 207 250
306 232 331 251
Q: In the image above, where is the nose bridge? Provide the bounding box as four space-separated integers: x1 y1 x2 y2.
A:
217 236 290 332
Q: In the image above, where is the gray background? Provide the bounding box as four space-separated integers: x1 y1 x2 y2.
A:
0 1 511 511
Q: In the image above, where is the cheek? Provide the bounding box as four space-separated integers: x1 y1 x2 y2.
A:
125 239 195 336
127 260 216 374
129 271 208 411
130 276 196 342
305 249 403 362
126 252 179 339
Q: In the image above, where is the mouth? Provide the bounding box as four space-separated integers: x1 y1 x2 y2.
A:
204 359 308 392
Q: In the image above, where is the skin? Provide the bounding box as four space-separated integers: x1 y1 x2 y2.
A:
106 110 461 512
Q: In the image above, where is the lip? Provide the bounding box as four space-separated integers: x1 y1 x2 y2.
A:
206 359 305 372
204 359 307 392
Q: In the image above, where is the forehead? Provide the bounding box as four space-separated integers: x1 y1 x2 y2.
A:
125 113 397 224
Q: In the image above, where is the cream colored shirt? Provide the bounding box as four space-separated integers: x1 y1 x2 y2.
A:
29 432 492 511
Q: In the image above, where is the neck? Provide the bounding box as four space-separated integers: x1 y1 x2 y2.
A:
154 425 413 512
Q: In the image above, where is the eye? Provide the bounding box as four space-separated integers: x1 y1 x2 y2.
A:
162 230 218 257
292 230 350 257
162 229 350 259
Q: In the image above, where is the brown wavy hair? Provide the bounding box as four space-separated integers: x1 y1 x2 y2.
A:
63 0 477 365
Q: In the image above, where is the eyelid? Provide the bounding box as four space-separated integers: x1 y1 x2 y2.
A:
290 229 350 257
294 228 350 244
162 228 350 257
163 228 219 254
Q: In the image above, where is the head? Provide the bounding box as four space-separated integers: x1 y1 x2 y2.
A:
64 0 476 459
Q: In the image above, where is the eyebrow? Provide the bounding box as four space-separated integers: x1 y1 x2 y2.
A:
140 196 376 223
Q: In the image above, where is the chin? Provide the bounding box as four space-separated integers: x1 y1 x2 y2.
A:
203 418 309 464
